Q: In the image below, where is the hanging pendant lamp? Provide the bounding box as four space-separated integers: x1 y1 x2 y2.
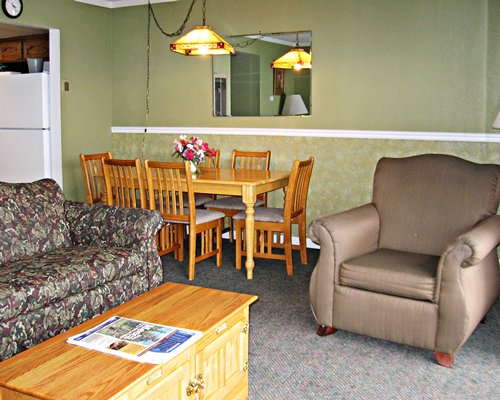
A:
271 32 311 69
170 0 235 56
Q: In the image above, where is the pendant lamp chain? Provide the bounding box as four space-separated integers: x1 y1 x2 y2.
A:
142 3 152 159
143 0 199 158
149 0 198 38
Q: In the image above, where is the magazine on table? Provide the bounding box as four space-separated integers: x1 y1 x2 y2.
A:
67 316 203 364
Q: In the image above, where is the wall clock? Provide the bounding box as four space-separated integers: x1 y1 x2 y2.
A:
2 0 23 19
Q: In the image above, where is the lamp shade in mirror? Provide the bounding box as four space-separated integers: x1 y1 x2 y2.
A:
282 94 308 115
492 111 500 129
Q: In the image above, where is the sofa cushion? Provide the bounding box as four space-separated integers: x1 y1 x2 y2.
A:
0 179 71 265
0 245 143 321
340 248 439 301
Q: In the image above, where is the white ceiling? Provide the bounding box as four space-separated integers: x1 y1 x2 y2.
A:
0 23 48 39
74 0 177 8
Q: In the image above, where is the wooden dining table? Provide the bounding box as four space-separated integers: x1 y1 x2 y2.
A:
193 167 290 279
99 167 290 280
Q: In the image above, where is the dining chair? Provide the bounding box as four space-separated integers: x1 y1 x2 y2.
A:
190 149 221 207
205 149 271 241
234 156 314 276
102 158 147 209
200 149 220 169
79 151 112 204
144 160 225 280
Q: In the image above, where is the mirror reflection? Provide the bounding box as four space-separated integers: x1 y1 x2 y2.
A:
213 31 312 117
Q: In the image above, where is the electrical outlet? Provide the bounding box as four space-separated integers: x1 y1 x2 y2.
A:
62 80 70 92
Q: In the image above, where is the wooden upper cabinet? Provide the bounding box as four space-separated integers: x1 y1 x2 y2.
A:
23 36 50 59
0 34 49 63
0 41 22 62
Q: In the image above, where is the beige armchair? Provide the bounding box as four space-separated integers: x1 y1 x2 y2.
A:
308 154 500 367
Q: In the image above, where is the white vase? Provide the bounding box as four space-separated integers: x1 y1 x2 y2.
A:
189 161 198 179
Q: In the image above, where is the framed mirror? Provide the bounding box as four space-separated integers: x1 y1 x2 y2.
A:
212 31 312 117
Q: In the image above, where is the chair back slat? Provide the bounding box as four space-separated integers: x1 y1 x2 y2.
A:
144 160 193 224
200 149 220 168
103 158 146 209
232 150 271 171
80 152 112 204
231 150 271 203
284 156 315 220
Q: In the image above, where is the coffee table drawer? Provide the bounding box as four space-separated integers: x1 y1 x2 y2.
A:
132 351 192 400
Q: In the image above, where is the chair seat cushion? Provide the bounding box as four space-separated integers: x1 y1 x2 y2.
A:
340 248 439 301
0 245 143 321
182 193 214 207
233 207 284 223
205 196 264 210
164 209 225 225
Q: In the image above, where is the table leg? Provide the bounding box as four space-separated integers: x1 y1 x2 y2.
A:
242 187 256 280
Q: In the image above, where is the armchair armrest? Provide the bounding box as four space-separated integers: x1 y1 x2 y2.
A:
64 201 164 288
308 203 380 269
451 215 500 267
308 204 380 327
435 215 500 354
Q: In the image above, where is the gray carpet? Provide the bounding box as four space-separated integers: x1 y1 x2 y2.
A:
162 242 500 400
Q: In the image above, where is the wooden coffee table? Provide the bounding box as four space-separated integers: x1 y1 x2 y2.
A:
0 283 258 400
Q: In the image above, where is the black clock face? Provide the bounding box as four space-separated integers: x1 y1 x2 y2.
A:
2 0 23 19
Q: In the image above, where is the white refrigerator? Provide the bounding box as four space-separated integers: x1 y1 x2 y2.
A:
0 72 52 183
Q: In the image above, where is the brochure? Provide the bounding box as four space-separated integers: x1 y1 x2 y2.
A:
67 316 203 364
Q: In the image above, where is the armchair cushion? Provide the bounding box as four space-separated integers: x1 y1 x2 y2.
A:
341 249 439 301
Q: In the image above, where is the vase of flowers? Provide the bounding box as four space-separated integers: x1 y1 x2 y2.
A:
173 135 217 177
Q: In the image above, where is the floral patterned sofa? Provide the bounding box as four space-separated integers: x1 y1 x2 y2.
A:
0 179 163 360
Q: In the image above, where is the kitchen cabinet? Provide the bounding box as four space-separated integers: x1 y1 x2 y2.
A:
0 40 21 62
0 34 49 63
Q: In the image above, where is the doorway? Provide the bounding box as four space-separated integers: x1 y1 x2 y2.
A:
0 22 62 187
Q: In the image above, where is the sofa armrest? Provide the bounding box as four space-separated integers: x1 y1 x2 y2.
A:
65 201 163 247
65 201 164 288
308 204 380 327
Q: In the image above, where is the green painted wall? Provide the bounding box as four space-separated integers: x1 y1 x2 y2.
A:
111 0 498 132
0 0 113 201
111 0 500 226
3 0 499 215
112 133 500 229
